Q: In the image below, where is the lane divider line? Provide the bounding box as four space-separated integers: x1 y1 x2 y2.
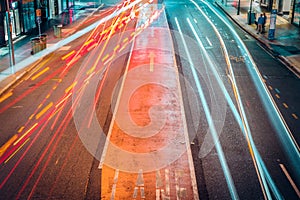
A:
279 164 300 198
0 134 18 157
31 67 50 81
36 102 53 120
292 113 298 120
0 91 13 103
61 50 76 60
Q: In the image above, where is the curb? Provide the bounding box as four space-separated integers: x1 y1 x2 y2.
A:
0 5 105 97
215 2 300 77
0 58 42 96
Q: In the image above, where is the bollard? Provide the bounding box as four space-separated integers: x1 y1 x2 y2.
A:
30 37 42 54
53 24 62 38
39 34 47 50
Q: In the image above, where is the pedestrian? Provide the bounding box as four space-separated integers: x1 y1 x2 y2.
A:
257 14 264 34
262 13 267 33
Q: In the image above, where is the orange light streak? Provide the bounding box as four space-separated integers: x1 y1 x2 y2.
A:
5 138 30 164
13 123 38 146
61 50 76 60
31 67 50 81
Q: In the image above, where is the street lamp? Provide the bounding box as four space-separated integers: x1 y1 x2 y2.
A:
5 0 15 69
248 0 253 25
237 0 241 15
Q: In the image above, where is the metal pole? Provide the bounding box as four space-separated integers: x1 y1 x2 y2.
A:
5 0 15 71
248 0 253 25
237 0 241 15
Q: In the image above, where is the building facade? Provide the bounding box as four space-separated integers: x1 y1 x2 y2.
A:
292 0 300 26
0 0 82 46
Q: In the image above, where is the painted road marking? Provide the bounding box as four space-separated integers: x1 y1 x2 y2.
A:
133 169 145 199
65 81 77 93
123 37 129 43
279 164 300 198
18 126 25 133
58 46 72 51
36 102 53 119
0 134 18 157
114 44 120 52
205 36 212 47
263 75 268 79
0 91 13 103
268 85 273 90
275 88 280 94
283 103 289 109
61 50 76 60
31 67 50 81
292 113 298 120
110 169 119 200
149 51 155 72
100 5 198 199
84 39 94 46
102 54 109 62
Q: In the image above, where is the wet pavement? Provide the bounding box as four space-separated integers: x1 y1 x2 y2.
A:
215 0 300 77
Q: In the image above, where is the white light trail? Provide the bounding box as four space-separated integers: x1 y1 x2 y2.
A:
175 17 240 200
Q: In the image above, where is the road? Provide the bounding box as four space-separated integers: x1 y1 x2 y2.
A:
166 0 300 199
0 0 299 199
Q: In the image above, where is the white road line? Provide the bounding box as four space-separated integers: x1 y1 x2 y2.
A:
176 16 238 199
279 164 300 198
110 169 119 200
165 169 170 196
98 30 135 169
205 36 212 47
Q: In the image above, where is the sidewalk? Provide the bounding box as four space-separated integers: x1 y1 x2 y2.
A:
215 0 300 77
0 4 104 95
0 5 101 71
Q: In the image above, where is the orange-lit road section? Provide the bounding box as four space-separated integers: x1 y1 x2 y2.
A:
100 4 199 200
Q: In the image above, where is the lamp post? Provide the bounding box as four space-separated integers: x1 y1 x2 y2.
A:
248 0 253 25
237 0 241 15
5 0 15 70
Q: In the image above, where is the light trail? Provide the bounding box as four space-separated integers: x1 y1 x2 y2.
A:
0 134 18 157
47 135 79 198
0 0 144 82
25 110 74 200
191 0 297 198
175 17 239 200
4 138 30 164
0 1 161 197
188 3 271 199
200 0 300 157
13 123 38 146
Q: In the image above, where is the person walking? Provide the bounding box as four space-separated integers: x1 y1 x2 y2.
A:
262 13 267 33
257 14 264 34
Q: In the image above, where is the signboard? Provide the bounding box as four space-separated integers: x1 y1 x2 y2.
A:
268 9 277 40
36 9 41 17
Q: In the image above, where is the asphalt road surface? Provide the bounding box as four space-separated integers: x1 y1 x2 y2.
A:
0 0 299 199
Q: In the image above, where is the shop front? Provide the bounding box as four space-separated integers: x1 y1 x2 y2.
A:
22 0 36 33
10 1 22 38
292 0 300 26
